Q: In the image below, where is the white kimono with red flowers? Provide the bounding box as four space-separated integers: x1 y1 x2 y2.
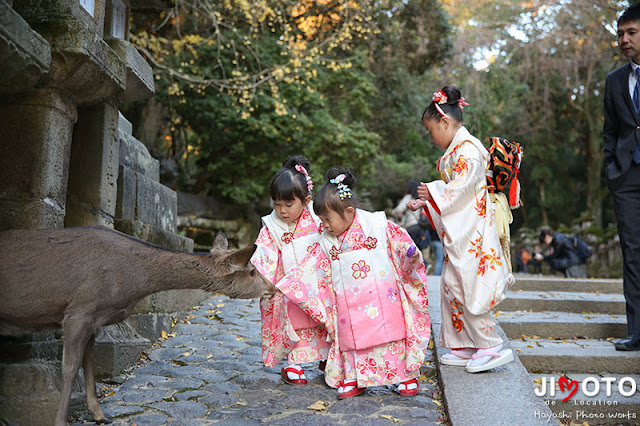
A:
423 126 515 349
276 209 430 389
251 206 330 367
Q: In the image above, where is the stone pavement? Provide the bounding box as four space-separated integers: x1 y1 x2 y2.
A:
74 294 447 425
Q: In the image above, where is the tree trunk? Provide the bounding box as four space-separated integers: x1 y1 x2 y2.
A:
539 180 548 225
585 111 604 227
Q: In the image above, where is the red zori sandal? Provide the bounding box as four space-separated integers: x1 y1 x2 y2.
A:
337 380 365 400
397 378 420 396
281 365 307 385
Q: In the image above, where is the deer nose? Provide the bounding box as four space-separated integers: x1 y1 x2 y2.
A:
264 281 277 297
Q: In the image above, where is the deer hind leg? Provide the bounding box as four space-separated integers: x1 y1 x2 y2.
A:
55 318 94 426
83 333 111 424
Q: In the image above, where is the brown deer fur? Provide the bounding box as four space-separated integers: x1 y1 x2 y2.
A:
0 225 275 425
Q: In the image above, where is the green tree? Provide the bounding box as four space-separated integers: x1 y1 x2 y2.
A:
128 0 453 211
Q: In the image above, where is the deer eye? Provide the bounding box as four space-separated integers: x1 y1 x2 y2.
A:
250 269 256 277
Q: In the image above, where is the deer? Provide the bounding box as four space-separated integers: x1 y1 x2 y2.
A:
0 225 276 426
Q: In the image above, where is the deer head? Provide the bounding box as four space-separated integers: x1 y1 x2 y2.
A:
203 232 276 299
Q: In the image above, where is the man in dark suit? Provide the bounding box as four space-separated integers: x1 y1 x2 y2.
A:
603 4 640 351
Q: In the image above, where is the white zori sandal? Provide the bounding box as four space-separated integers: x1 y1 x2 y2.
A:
465 345 514 373
440 348 476 366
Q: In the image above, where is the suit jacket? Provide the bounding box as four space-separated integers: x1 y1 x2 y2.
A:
603 63 640 190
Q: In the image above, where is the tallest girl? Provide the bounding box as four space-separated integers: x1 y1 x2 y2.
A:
409 85 515 373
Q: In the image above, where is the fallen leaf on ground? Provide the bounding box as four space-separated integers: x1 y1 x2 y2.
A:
379 414 402 422
307 401 327 411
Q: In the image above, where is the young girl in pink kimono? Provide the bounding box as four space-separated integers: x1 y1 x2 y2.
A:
251 155 330 385
276 167 431 399
408 85 515 373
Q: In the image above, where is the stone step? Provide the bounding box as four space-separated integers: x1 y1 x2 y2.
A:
511 338 639 375
512 276 623 294
496 311 628 340
500 290 626 315
530 373 640 424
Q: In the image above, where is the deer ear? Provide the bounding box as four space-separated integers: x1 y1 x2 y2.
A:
212 232 228 251
229 244 257 266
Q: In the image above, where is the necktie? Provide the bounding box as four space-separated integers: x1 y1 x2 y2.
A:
634 69 640 163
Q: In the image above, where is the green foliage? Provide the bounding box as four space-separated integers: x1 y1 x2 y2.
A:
132 0 453 208
153 49 381 204
130 0 627 237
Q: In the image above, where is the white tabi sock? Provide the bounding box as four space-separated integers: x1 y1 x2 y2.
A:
466 344 503 368
285 363 305 380
442 348 476 361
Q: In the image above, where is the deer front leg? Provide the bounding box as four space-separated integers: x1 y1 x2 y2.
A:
56 318 93 426
83 334 111 424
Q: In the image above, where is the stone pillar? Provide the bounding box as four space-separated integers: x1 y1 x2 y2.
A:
0 89 77 230
64 102 120 227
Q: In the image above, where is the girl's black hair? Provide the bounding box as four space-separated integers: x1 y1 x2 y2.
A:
422 85 464 123
270 155 311 202
314 166 359 218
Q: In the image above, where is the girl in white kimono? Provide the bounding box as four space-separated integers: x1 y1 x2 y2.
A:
276 167 431 399
408 86 515 373
251 155 330 385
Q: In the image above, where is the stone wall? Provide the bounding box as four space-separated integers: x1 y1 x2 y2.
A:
511 226 623 278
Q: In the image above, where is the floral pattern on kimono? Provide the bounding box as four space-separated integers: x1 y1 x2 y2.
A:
251 207 330 367
423 126 514 349
276 212 430 389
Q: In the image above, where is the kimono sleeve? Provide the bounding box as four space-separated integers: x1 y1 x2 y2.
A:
251 226 293 366
426 143 487 222
386 221 429 315
276 242 336 337
250 226 284 283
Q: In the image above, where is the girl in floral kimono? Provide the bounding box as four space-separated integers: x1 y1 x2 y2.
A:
276 167 431 399
408 85 515 373
251 155 330 385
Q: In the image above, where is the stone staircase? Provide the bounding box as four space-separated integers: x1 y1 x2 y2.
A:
495 276 640 424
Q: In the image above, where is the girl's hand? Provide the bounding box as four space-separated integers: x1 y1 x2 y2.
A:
417 183 432 201
406 199 426 211
410 247 421 264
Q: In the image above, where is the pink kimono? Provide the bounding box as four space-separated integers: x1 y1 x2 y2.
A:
423 126 515 350
276 209 430 389
251 207 330 367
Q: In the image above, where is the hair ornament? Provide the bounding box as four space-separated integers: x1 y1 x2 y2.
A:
295 164 314 191
432 91 447 104
458 97 470 110
329 174 352 200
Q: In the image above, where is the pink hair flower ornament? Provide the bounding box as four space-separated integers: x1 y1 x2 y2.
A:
432 91 447 104
458 97 470 110
295 164 314 192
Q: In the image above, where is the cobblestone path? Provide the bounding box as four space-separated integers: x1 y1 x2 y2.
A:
74 296 446 425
